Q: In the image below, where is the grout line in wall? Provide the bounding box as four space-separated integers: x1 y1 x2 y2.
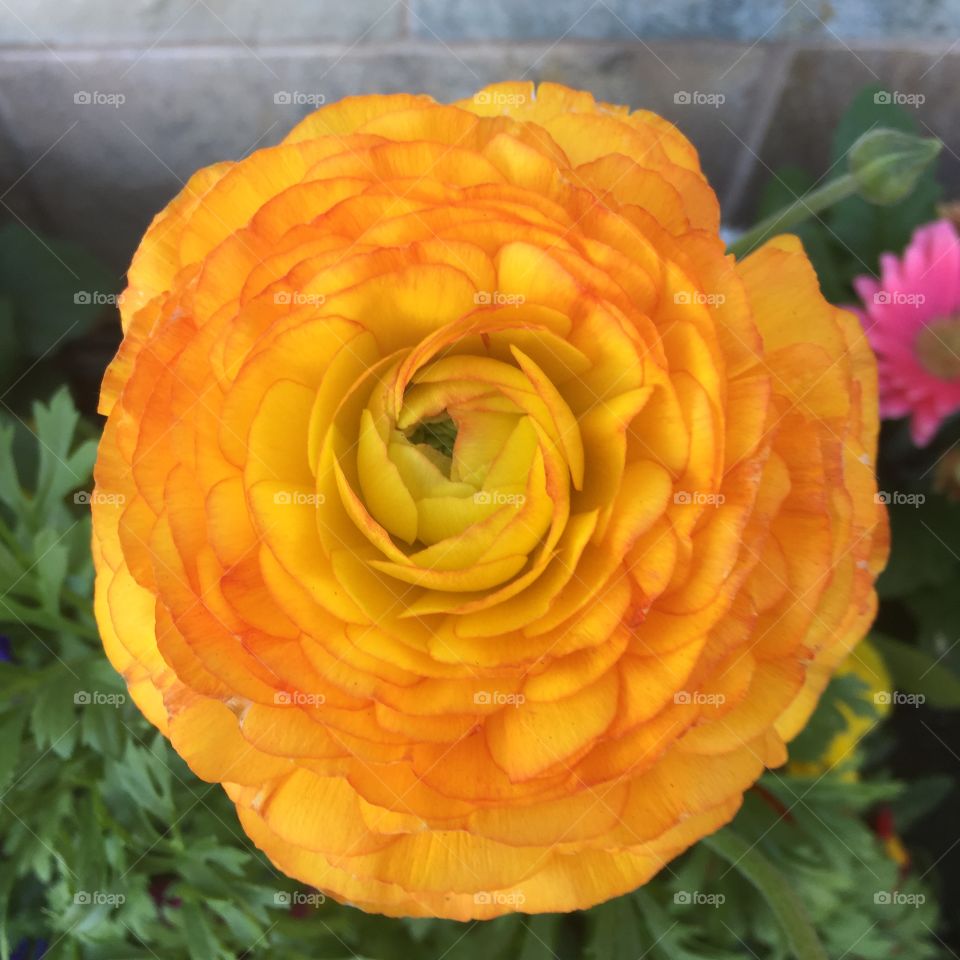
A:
0 37 953 58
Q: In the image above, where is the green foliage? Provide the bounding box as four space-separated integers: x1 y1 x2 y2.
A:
701 829 826 960
873 634 960 709
0 388 98 645
877 495 960 600
584 767 943 960
873 491 960 692
0 224 116 410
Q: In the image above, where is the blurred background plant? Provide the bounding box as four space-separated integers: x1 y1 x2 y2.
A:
0 226 118 418
1 86 959 960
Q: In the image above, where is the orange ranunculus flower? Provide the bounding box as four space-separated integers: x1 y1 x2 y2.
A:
92 82 888 920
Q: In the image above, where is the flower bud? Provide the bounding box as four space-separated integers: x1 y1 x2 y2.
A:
849 128 942 205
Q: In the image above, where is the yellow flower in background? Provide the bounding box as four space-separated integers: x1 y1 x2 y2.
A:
91 82 888 919
788 640 891 781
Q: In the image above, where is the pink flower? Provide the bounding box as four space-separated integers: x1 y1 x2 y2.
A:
852 219 960 446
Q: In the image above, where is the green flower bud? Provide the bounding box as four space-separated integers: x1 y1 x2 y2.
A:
849 128 942 206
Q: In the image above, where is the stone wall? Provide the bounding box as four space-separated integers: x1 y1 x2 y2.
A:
0 0 957 270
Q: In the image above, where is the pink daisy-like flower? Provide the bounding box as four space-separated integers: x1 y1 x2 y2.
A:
852 219 960 446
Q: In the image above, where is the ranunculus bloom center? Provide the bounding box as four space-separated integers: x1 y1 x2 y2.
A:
915 315 960 380
405 412 458 462
350 350 570 583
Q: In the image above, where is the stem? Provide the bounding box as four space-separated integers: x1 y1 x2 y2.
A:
728 173 858 260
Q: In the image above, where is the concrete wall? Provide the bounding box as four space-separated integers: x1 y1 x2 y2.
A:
0 0 957 270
